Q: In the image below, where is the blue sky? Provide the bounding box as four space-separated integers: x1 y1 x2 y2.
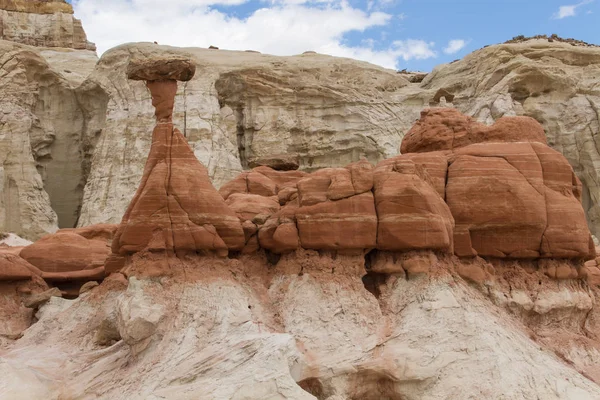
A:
70 0 599 71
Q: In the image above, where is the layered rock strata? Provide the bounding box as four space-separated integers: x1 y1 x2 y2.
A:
2 61 600 399
0 38 97 240
217 108 592 261
3 39 599 242
72 40 600 241
0 0 95 50
110 58 245 267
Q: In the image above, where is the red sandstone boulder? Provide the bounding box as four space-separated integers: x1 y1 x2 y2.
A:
296 160 374 206
395 152 448 198
0 253 42 281
225 193 280 222
19 232 109 283
296 192 377 250
258 200 300 253
252 166 308 190
218 173 249 200
219 166 307 201
446 142 589 258
218 166 310 254
60 223 118 243
533 143 591 258
401 108 547 154
374 156 454 252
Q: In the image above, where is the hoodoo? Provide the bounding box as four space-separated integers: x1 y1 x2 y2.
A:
108 57 245 271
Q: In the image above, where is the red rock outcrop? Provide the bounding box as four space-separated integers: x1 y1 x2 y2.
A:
373 155 454 252
0 253 42 281
215 107 592 261
294 160 377 251
401 108 547 154
219 166 307 201
19 232 109 280
296 192 377 251
60 224 118 243
218 166 308 254
111 58 245 259
446 141 590 258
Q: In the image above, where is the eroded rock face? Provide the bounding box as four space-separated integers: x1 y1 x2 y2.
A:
111 65 245 259
2 251 600 399
215 109 592 260
0 39 97 240
72 40 600 241
0 0 95 50
374 155 454 252
20 232 109 280
0 253 40 281
111 122 245 256
447 142 590 258
2 38 600 242
75 43 415 228
2 76 600 399
401 108 547 153
421 40 600 236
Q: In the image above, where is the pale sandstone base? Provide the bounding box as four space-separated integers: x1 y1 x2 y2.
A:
1 250 600 399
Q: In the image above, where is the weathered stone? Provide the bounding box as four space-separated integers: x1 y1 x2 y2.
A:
447 142 590 258
296 192 377 250
374 155 454 252
0 0 96 50
79 281 99 295
225 193 280 222
20 232 110 275
126 57 196 82
24 287 62 308
59 224 118 243
401 108 547 154
111 78 245 257
0 253 41 281
248 154 300 171
0 40 97 240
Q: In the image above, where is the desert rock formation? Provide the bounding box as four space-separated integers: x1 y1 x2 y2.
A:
2 80 600 398
0 5 97 239
73 39 600 242
422 40 600 237
216 108 592 261
0 0 95 50
2 37 600 242
111 58 245 262
74 43 415 230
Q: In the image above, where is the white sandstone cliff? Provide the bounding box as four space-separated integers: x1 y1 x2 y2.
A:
0 0 95 50
0 39 97 239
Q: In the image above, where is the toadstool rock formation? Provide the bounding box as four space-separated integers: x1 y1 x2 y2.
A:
110 57 245 265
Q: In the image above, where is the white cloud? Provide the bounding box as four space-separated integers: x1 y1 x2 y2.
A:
392 39 436 60
72 0 437 69
443 39 466 54
553 0 594 19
